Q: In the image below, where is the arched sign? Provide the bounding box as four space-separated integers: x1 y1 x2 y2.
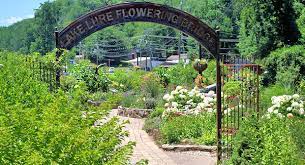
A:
57 2 218 55
55 3 222 162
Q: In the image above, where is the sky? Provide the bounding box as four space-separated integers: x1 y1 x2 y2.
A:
0 0 49 27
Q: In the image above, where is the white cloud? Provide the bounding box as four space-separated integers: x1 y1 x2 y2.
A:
0 14 34 26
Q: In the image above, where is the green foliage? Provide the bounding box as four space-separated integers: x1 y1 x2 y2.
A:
237 3 276 58
160 113 216 145
141 72 164 109
237 0 300 58
289 118 305 161
228 115 302 165
201 60 217 86
143 116 163 134
69 60 110 92
136 159 149 165
263 45 305 88
294 1 305 43
108 68 145 92
153 67 170 87
120 92 144 109
224 80 242 97
144 98 157 109
299 79 305 96
155 60 216 88
0 52 134 164
0 19 36 54
60 75 82 92
260 84 294 110
149 107 165 119
31 1 60 55
166 63 198 87
142 72 164 98
143 108 165 133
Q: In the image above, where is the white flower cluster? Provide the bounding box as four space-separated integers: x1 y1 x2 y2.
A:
264 94 304 119
163 86 216 117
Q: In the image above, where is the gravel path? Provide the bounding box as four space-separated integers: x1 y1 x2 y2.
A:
111 109 216 165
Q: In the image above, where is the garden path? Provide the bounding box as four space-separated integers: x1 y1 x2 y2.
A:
110 109 217 165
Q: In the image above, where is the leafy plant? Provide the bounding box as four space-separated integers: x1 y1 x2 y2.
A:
144 98 157 109
228 115 302 164
160 113 216 145
263 45 305 88
108 68 145 92
0 52 134 164
120 92 144 109
260 84 294 110
141 72 164 98
153 67 170 87
68 60 110 92
166 63 198 87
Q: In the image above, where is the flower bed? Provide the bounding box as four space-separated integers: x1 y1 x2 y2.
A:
142 86 218 146
264 94 305 119
162 86 216 118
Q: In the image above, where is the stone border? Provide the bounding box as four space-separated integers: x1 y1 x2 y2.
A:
161 144 217 152
117 106 153 118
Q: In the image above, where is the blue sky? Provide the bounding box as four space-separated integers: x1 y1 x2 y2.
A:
0 0 49 26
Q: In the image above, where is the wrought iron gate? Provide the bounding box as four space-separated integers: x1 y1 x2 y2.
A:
218 39 262 162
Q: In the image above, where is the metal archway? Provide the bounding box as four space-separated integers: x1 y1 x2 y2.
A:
55 2 222 163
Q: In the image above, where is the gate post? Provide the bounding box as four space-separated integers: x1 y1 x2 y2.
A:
215 30 222 164
55 28 61 88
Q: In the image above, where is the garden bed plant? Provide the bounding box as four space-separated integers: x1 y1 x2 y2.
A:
144 86 218 146
228 94 305 164
0 52 135 164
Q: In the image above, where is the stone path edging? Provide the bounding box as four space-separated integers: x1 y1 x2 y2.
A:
117 106 153 118
161 144 217 152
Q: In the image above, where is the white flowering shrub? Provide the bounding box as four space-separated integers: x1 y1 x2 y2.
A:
264 94 305 119
162 86 216 117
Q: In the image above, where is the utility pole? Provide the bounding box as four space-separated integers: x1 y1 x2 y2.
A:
178 0 185 61
145 51 148 71
199 44 202 59
95 44 99 65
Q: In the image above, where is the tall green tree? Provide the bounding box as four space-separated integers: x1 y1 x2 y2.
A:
294 0 305 43
31 1 60 55
236 0 300 58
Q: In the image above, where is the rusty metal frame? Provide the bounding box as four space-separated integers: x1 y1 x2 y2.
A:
55 2 222 163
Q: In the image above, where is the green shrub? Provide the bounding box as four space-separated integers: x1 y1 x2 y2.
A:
108 68 145 92
295 2 305 43
160 113 216 145
149 107 165 118
166 63 197 87
153 67 170 86
69 60 110 92
155 60 216 88
263 45 305 88
228 115 302 165
224 80 242 97
144 97 157 109
288 118 305 161
260 84 293 110
143 116 162 133
299 79 305 96
141 72 164 98
143 108 165 133
0 52 134 164
120 92 144 108
201 60 216 86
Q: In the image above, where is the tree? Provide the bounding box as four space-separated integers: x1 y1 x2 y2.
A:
236 0 300 58
31 1 60 55
294 1 305 43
